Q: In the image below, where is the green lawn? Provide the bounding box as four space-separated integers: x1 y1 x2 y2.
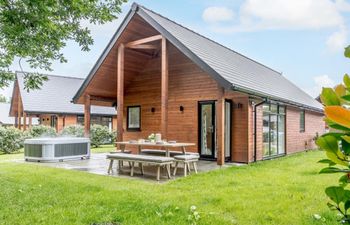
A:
91 144 116 153
0 150 340 225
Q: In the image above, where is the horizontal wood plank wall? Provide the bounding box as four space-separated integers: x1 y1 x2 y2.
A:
112 116 118 131
76 14 251 162
120 43 250 162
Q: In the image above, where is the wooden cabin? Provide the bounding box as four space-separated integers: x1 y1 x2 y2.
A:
73 3 325 165
10 72 117 132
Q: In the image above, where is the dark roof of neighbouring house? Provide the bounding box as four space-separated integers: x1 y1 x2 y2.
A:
0 103 15 125
14 72 116 116
73 2 323 112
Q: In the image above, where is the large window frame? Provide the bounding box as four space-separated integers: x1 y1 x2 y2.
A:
263 103 286 159
300 110 305 132
127 105 141 132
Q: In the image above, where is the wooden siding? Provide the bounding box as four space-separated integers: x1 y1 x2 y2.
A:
114 43 249 162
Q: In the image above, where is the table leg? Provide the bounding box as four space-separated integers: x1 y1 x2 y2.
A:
138 145 141 154
193 162 198 174
181 146 186 154
130 161 135 177
166 165 171 179
165 147 171 174
108 159 114 174
156 165 161 181
139 162 144 175
173 161 178 176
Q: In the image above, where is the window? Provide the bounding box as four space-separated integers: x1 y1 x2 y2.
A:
300 110 305 132
127 106 141 131
77 116 113 131
263 103 286 158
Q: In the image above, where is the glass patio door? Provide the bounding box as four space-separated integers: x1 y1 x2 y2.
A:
199 101 216 159
224 100 232 160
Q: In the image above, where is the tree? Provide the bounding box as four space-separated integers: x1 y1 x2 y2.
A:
317 45 350 224
0 0 126 91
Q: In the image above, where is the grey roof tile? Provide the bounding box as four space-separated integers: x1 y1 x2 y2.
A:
17 72 116 116
138 5 323 111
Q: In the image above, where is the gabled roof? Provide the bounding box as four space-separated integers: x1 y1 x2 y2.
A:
73 2 323 112
0 103 15 125
14 72 116 116
0 102 39 125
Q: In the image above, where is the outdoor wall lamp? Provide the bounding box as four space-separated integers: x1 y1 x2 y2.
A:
180 106 184 112
151 107 155 113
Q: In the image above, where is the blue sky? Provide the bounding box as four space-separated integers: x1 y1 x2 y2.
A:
2 0 350 98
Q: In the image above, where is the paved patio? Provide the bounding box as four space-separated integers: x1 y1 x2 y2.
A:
19 153 243 182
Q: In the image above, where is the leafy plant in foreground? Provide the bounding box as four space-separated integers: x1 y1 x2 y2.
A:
317 72 350 224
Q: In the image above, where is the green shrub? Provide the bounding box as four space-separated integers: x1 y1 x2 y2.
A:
61 125 84 137
23 125 56 139
0 126 23 154
90 124 114 148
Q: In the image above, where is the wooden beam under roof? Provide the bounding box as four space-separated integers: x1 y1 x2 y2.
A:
127 44 159 50
125 35 162 47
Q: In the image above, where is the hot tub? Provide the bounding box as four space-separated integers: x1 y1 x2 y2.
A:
24 137 90 162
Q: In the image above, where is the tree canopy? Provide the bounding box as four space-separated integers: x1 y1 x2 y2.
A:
0 0 126 91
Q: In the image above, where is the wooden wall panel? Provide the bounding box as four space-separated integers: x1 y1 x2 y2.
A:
118 44 250 162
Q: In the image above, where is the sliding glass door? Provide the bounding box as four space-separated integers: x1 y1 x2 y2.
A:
263 104 285 158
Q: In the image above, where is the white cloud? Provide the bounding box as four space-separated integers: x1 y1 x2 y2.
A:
335 0 350 12
204 0 348 52
305 75 335 97
238 0 343 31
326 26 348 52
202 6 234 23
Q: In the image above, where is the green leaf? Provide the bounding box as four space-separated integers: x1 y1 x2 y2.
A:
345 46 350 58
342 139 350 155
339 175 350 187
317 135 349 166
341 95 350 102
325 186 345 204
322 132 345 140
345 200 350 212
319 167 344 174
320 88 341 106
342 136 350 143
328 123 350 132
316 135 339 152
326 150 349 167
344 74 350 88
327 202 337 210
318 159 337 166
335 84 347 98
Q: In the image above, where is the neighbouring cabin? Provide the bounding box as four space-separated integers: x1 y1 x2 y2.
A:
9 72 117 133
72 3 325 165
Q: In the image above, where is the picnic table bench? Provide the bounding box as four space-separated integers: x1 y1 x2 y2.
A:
107 153 174 181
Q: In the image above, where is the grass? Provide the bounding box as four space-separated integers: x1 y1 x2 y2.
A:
91 144 115 153
0 150 340 225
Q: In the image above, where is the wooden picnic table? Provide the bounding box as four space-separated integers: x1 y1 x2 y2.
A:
115 141 195 157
